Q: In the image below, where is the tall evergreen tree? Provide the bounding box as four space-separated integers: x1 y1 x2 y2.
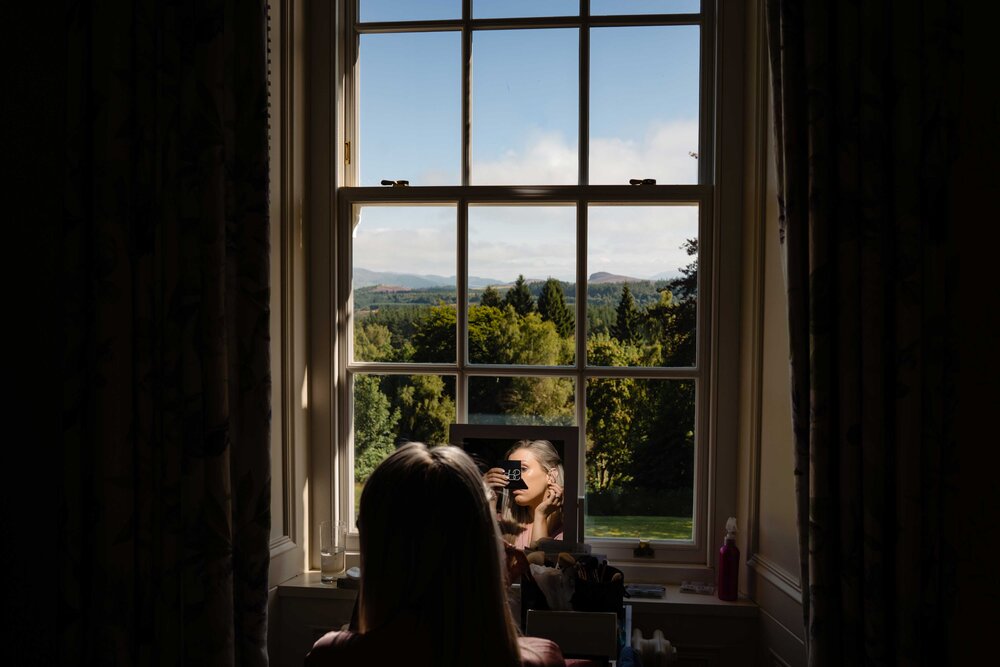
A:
479 285 502 308
537 277 574 337
612 283 640 343
503 274 535 316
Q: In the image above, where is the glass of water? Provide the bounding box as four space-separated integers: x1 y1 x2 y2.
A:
319 520 347 582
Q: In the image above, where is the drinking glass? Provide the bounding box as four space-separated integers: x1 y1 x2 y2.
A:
320 520 347 582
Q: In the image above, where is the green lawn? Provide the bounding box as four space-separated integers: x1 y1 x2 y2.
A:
358 482 690 540
585 514 692 540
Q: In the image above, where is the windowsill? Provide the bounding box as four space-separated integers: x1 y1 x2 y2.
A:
276 571 360 600
276 571 758 617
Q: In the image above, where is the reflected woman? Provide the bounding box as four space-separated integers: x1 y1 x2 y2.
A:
484 440 565 549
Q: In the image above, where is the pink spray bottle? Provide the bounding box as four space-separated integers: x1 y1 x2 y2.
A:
716 517 739 601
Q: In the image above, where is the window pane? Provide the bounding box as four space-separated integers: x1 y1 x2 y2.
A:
359 32 460 185
468 205 576 365
587 205 698 367
360 0 460 22
353 205 457 363
585 378 694 540
353 373 457 518
468 376 575 425
472 29 578 184
591 0 700 15
590 26 700 185
474 0 577 19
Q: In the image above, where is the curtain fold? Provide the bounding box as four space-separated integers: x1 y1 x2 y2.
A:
61 1 270 664
765 1 960 664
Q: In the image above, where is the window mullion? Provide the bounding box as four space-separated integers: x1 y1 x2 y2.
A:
461 0 471 186
457 198 469 421
575 197 588 484
578 3 589 186
699 0 716 185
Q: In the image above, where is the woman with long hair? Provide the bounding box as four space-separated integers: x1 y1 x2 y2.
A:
484 439 565 549
305 442 565 667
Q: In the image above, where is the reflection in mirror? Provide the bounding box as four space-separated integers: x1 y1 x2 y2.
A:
449 423 580 548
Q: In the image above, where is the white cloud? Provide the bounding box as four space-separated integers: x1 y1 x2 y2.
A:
466 119 699 186
353 122 702 280
591 119 700 185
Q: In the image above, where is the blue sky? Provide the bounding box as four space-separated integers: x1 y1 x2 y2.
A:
354 2 701 283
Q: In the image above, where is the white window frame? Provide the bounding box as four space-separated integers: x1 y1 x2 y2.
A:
306 0 746 582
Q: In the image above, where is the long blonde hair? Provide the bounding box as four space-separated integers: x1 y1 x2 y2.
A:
357 442 522 667
498 439 564 544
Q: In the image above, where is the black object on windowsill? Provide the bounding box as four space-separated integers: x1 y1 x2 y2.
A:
633 541 655 558
628 178 656 185
380 179 410 187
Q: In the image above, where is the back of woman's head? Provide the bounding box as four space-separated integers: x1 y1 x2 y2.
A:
358 442 521 666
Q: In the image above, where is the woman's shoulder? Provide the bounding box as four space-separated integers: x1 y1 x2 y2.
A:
304 630 364 664
305 621 435 666
518 636 567 667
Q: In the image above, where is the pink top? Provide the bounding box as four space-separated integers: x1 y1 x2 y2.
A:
512 524 564 550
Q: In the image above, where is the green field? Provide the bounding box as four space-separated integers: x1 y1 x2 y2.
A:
357 483 690 540
585 515 692 540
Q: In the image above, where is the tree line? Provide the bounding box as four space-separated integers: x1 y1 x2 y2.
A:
354 239 698 517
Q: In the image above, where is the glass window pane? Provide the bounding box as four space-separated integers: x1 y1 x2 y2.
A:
352 205 457 363
360 0 460 22
472 29 578 185
468 205 576 365
590 25 700 185
353 373 457 519
591 0 700 15
474 0 577 19
586 205 698 367
468 376 575 425
585 378 694 541
359 32 460 185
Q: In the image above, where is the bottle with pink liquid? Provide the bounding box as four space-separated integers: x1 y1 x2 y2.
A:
716 517 739 601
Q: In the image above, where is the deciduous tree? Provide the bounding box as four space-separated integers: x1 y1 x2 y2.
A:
354 374 400 482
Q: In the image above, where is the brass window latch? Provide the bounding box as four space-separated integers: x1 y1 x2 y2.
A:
380 179 410 187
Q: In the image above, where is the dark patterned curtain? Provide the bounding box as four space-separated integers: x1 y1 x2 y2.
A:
61 1 270 665
765 1 960 665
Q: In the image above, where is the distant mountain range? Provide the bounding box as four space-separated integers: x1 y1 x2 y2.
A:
354 268 503 290
587 271 649 284
354 267 671 289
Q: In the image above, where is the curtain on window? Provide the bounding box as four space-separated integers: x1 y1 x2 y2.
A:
61 1 270 665
765 1 960 664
